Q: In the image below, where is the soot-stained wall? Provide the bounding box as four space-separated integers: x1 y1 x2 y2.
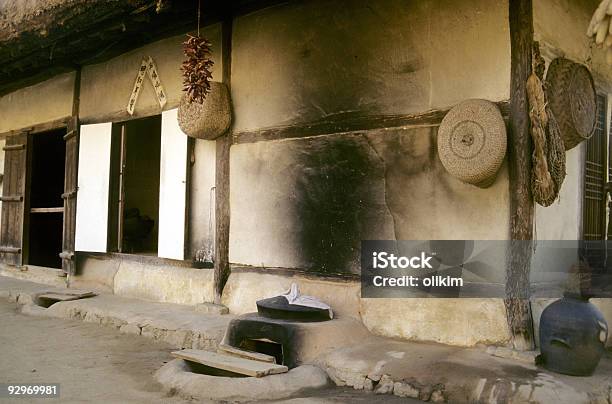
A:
230 127 510 274
228 0 511 274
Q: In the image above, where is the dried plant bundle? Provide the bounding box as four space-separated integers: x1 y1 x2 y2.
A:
182 34 214 104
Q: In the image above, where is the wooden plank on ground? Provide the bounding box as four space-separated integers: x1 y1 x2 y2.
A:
218 343 276 364
38 293 81 302
171 349 287 377
38 291 95 302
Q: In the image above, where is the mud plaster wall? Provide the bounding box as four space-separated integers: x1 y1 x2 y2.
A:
229 0 511 273
0 71 75 133
189 139 216 260
230 0 510 133
79 24 222 123
534 0 612 92
226 0 514 346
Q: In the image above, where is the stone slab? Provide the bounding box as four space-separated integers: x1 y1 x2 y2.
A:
320 340 612 403
0 275 232 350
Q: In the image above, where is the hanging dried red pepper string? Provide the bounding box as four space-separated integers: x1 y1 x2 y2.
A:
182 0 214 104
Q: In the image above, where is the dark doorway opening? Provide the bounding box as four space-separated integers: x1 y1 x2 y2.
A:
109 116 162 255
27 129 66 269
239 339 284 366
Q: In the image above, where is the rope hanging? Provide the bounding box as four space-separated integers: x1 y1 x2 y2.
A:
528 42 566 207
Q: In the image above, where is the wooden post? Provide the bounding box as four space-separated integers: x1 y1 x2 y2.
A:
506 0 535 350
62 67 81 282
214 15 233 303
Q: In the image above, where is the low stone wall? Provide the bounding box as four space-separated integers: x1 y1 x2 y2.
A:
6 259 610 348
360 298 512 347
220 268 361 319
221 268 512 346
3 255 217 306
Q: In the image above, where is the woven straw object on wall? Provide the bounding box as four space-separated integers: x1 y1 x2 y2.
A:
437 99 507 188
545 58 597 151
178 81 232 140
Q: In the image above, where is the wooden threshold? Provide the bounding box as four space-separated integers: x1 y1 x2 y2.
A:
30 207 64 213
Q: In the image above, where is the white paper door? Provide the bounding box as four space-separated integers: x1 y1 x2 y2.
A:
75 122 112 252
158 109 188 260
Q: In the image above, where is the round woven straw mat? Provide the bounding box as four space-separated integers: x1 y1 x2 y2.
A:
178 81 232 140
545 58 596 150
437 99 507 188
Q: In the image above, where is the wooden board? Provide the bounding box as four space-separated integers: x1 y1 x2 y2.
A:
171 349 287 377
39 290 96 301
0 133 29 266
218 343 276 364
38 293 81 302
31 207 64 213
62 69 80 275
62 121 79 275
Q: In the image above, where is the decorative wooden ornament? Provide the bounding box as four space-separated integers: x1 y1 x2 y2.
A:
126 56 167 115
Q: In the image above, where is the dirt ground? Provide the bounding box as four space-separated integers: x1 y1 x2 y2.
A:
0 300 416 404
0 300 185 404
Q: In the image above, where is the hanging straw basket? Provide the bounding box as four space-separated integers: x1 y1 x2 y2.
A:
545 58 597 150
437 99 507 188
178 81 232 140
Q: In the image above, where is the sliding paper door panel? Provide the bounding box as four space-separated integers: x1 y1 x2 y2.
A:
75 122 112 252
158 109 188 260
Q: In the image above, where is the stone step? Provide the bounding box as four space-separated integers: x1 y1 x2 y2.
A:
217 343 276 363
171 349 288 377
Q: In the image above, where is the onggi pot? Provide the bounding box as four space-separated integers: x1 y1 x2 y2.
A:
539 293 608 376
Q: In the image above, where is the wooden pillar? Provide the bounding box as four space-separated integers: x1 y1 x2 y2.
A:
62 67 81 281
506 0 535 350
214 16 233 303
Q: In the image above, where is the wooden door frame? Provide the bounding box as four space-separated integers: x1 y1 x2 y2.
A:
0 117 71 268
25 122 70 269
